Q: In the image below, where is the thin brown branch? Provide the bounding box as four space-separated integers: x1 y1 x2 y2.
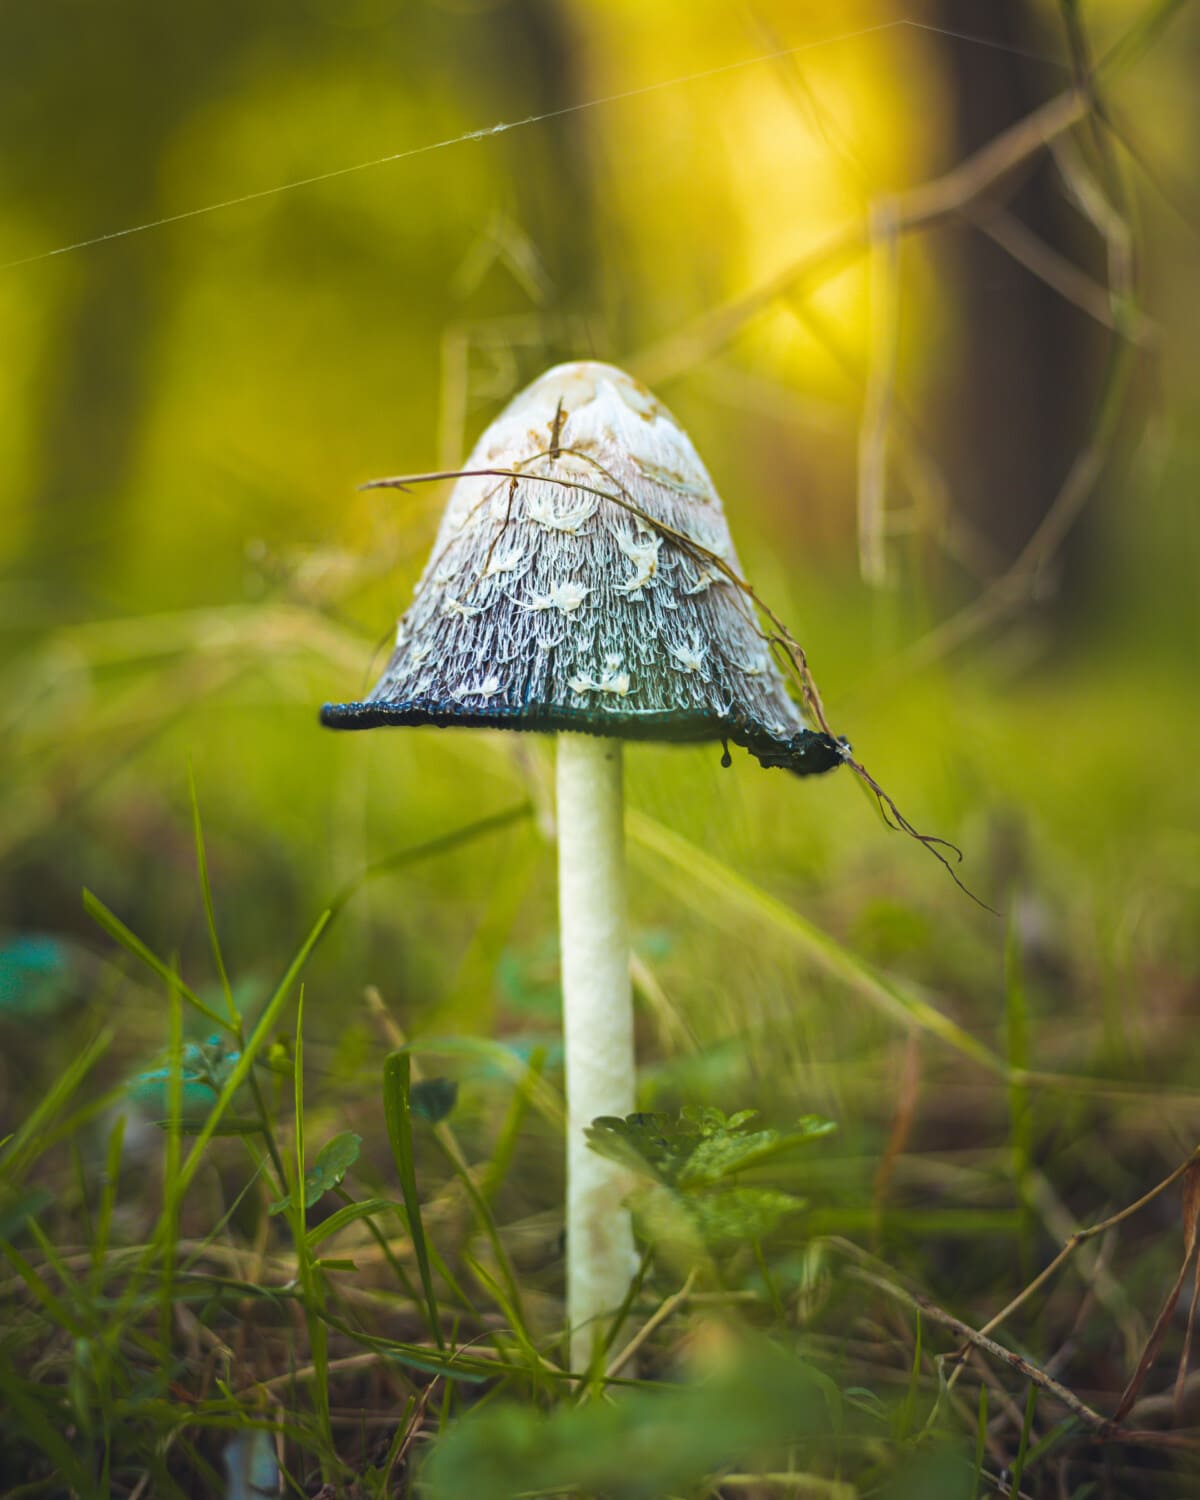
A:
968 204 1156 345
848 1267 1113 1433
1173 1262 1200 1424
605 1269 697 1379
631 88 1090 387
1113 1244 1197 1422
945 1148 1200 1394
1050 137 1136 329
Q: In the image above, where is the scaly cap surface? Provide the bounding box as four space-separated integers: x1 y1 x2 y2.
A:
321 361 840 774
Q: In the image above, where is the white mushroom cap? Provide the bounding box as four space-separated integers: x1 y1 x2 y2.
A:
322 362 841 774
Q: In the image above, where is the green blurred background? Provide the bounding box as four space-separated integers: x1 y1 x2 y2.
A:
2 0 1199 1252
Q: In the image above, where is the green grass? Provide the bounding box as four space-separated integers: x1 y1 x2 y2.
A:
1 709 1199 1498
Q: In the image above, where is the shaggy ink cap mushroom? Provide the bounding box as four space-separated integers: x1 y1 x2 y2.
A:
321 361 842 775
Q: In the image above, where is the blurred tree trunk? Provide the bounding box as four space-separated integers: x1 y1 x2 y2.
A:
926 0 1110 602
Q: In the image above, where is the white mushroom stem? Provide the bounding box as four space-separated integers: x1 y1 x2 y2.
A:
556 731 637 1366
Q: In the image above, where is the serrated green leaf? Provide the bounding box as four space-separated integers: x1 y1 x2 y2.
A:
589 1107 832 1262
685 1187 807 1244
679 1104 754 1134
587 1108 836 1189
585 1112 700 1184
679 1117 836 1186
269 1130 361 1215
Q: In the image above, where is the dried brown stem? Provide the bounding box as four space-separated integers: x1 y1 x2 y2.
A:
848 1267 1113 1433
605 1269 697 1379
631 89 1090 387
968 203 1155 345
946 1148 1200 1393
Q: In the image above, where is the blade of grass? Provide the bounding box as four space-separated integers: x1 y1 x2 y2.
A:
108 906 332 1335
288 987 335 1478
0 1356 91 1494
1009 1383 1039 1493
318 1189 476 1315
463 1251 554 1382
973 1383 988 1499
0 1239 87 1336
481 1044 547 1205
328 803 532 916
90 1113 126 1294
161 965 183 1349
371 996 529 1333
26 1217 92 1339
1006 916 1034 1282
429 1125 528 1337
188 769 289 1195
628 811 1007 1076
316 1310 493 1381
895 1308 923 1439
389 1035 563 1130
179 1154 269 1274
69 1136 93 1253
383 1051 445 1350
307 1197 403 1252
174 909 330 1203
82 889 233 1034
1 1027 114 1186
188 763 237 1025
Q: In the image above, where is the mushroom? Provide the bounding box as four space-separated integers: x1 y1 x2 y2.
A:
321 361 842 1364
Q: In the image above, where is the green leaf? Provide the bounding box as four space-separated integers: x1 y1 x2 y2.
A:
383 1052 444 1349
268 1130 362 1216
684 1187 807 1244
627 1183 806 1252
679 1116 836 1186
306 1197 398 1251
586 1108 835 1188
585 1112 702 1184
411 1077 458 1124
588 1107 832 1259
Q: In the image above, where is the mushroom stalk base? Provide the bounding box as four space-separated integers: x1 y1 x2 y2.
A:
556 732 637 1367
